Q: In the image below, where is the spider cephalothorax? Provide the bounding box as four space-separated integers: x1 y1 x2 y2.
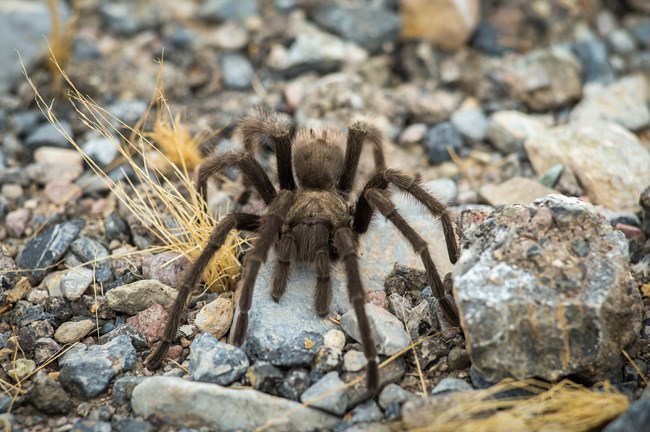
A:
147 110 460 393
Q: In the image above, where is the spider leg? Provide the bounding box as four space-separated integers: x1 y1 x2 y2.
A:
196 151 277 206
232 190 295 345
334 227 380 394
271 232 295 301
311 223 333 316
146 213 261 369
240 109 296 191
363 188 459 325
337 119 385 193
353 169 458 263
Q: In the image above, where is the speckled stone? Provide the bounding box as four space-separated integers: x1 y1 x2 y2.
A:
454 195 643 383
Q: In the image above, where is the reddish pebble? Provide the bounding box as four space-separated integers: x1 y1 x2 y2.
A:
366 290 388 309
127 303 169 344
5 208 31 238
167 345 183 362
45 181 82 205
615 223 646 242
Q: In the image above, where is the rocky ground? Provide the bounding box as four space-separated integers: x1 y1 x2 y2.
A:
1 0 650 431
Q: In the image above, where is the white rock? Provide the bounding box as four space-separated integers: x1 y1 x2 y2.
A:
60 268 94 301
323 329 346 351
340 303 410 356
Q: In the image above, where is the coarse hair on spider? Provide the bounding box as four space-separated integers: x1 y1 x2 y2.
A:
146 109 460 393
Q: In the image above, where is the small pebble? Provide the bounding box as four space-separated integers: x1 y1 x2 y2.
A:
54 320 95 344
312 346 342 374
189 333 249 386
246 361 284 394
343 350 368 373
323 329 346 351
378 383 414 409
60 268 94 301
5 208 31 238
126 303 168 343
431 377 473 395
300 371 348 416
194 297 234 340
7 358 36 382
278 368 311 401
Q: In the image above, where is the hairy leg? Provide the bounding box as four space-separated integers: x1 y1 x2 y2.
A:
310 223 332 316
271 232 295 301
334 227 379 393
146 213 261 369
231 190 295 345
363 188 459 325
240 109 296 191
353 169 458 263
337 119 385 193
196 151 277 206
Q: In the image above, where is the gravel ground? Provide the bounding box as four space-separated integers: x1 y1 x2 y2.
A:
1 0 650 431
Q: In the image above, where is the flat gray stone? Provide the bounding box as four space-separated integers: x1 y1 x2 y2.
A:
131 376 340 431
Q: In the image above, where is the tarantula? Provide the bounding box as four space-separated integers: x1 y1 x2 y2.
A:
146 110 460 392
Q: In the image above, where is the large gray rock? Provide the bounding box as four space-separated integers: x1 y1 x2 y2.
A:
131 377 340 431
454 195 643 383
524 122 650 213
0 1 69 95
235 210 455 367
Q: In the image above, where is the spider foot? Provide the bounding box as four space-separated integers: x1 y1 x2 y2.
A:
231 312 249 346
146 340 171 370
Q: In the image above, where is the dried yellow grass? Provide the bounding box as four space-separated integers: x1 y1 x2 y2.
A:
46 0 79 94
23 51 245 293
393 378 628 432
143 86 216 174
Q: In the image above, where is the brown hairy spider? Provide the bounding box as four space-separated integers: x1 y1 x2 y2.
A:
146 110 460 393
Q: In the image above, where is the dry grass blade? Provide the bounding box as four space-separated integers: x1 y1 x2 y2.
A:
22 50 247 293
392 378 628 432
